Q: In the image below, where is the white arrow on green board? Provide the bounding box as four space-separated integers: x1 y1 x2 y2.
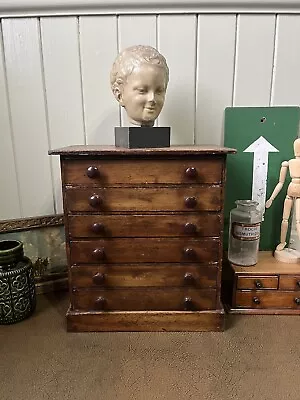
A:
244 136 279 213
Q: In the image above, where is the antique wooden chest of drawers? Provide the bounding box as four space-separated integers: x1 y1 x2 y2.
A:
223 252 300 314
49 145 235 331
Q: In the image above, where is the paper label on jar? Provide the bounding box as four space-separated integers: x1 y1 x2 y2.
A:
231 222 260 241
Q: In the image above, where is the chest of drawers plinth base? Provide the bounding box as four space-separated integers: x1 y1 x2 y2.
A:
223 251 300 315
66 306 225 332
49 145 235 332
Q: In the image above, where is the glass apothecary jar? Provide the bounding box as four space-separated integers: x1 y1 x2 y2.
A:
228 200 262 266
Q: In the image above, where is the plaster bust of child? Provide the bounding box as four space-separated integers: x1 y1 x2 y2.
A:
110 45 169 127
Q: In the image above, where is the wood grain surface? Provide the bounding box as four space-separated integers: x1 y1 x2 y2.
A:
62 157 223 185
68 213 221 238
70 264 218 288
235 290 300 309
65 186 222 212
70 237 220 264
71 287 217 311
236 276 278 290
66 308 225 332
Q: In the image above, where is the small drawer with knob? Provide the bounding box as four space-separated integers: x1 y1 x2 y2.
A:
236 276 279 290
235 291 300 309
71 287 217 311
67 213 221 238
69 238 220 264
65 186 222 212
62 158 223 185
70 264 218 288
279 275 300 290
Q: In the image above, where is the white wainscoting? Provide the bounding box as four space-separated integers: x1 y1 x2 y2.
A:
1 11 300 222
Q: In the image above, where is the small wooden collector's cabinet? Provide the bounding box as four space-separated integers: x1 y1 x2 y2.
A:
49 145 235 332
223 252 300 314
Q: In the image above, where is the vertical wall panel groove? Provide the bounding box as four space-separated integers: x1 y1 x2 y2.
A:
232 13 238 107
155 14 159 50
40 16 85 213
77 16 87 146
232 13 239 107
195 14 236 146
158 14 197 144
2 18 54 218
233 14 276 106
269 14 278 106
116 16 121 127
271 15 300 106
79 15 119 145
0 20 21 219
193 15 199 145
37 17 56 214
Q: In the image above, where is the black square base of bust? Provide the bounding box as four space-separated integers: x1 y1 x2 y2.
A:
114 126 170 148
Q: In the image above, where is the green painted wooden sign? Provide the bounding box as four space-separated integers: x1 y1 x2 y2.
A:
224 107 300 250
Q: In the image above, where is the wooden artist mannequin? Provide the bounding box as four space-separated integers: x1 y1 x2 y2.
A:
110 45 169 127
266 138 300 263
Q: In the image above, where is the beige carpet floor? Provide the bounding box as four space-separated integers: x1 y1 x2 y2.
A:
1 291 300 400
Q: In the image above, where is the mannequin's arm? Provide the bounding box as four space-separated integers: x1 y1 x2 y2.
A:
265 161 289 208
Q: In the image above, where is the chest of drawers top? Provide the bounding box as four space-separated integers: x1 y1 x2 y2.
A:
50 145 235 183
49 144 235 156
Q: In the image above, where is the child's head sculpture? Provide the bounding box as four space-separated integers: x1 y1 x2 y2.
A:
110 45 169 127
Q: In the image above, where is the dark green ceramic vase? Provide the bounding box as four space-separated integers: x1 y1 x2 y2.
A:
0 240 36 324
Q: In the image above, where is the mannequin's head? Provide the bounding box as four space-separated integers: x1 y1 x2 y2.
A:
110 45 169 126
294 138 300 157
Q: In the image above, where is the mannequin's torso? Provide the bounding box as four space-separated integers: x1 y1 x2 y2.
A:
287 158 300 198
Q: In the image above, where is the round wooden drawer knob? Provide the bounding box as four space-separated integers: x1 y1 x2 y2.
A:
184 222 197 234
294 297 300 305
89 194 102 208
185 167 198 179
183 247 196 259
254 280 263 289
184 272 195 284
183 296 193 310
92 247 105 261
184 196 197 209
252 296 260 305
91 222 105 234
296 281 300 288
95 297 107 310
93 272 106 285
87 166 99 178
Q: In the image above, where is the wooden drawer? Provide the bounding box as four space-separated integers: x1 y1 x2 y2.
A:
70 264 218 288
63 158 223 185
279 275 300 290
71 288 217 311
67 213 221 238
70 238 220 264
64 186 222 212
235 291 300 309
236 276 278 290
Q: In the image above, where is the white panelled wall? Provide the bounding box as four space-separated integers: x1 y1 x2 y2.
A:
1 12 300 221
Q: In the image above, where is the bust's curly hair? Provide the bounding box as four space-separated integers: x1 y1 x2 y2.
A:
110 45 169 94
